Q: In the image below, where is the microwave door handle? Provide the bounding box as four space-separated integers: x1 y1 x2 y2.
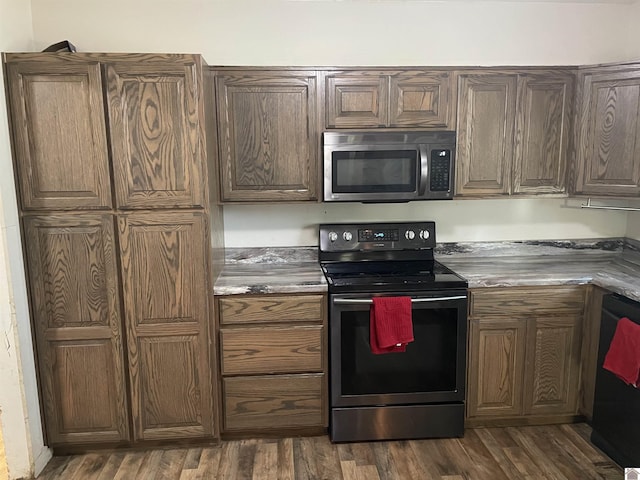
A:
418 145 429 195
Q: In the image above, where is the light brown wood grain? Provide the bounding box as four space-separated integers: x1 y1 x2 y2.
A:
513 72 574 194
469 285 585 317
5 58 112 210
574 67 640 196
219 295 323 325
215 70 318 201
220 325 323 375
455 72 517 196
118 212 213 441
325 72 388 127
106 59 205 209
23 214 129 445
467 318 527 418
0 427 7 480
223 374 323 430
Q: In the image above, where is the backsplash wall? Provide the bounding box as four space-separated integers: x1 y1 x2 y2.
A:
223 198 629 247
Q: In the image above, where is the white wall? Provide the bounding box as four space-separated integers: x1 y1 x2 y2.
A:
0 1 51 478
628 212 640 240
29 0 636 66
224 198 629 246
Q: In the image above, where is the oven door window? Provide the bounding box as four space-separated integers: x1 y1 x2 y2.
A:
331 297 467 407
332 150 417 193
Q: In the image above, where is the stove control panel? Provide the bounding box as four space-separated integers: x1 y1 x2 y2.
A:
319 222 436 252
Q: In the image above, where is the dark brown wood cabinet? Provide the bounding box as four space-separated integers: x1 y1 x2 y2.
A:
574 65 640 196
119 212 213 440
106 62 206 209
456 70 574 197
217 294 327 435
5 59 112 210
214 70 319 202
4 53 220 448
324 69 455 129
23 214 129 446
466 286 585 426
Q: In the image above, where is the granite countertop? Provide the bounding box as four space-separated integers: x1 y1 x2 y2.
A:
213 240 640 302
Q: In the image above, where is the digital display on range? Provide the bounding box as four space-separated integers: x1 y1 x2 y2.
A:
358 229 399 242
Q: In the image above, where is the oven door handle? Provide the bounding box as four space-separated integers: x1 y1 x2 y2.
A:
333 295 467 305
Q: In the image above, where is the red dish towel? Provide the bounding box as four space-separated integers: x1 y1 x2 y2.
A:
370 297 414 354
603 317 640 387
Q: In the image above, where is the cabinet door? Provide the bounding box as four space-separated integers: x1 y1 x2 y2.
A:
119 212 214 440
467 318 526 418
106 59 206 209
24 214 129 445
6 59 112 210
325 72 388 128
389 71 454 128
456 73 517 196
513 72 574 194
216 71 318 201
523 315 582 415
575 68 640 196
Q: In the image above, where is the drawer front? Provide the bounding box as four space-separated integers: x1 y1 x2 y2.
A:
469 286 585 318
223 374 324 430
219 295 324 325
221 326 323 375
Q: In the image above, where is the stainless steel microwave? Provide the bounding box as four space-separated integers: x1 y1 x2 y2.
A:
323 131 455 202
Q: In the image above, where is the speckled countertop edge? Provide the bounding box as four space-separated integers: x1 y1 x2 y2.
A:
214 239 640 300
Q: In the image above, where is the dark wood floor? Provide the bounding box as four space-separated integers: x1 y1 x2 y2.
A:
36 423 622 479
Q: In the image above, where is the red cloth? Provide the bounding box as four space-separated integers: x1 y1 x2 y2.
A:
603 317 640 386
370 296 414 354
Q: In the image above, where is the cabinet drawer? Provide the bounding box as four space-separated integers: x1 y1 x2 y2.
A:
223 374 324 430
469 286 585 317
221 326 323 375
219 295 324 325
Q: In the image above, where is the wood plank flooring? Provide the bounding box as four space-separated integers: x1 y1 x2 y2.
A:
36 423 622 479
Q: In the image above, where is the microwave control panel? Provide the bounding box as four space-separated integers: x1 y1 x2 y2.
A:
430 149 452 192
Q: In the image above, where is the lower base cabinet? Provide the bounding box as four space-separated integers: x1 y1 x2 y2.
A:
466 285 585 426
217 294 327 434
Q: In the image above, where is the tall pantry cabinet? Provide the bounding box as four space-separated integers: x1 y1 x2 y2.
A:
3 53 221 448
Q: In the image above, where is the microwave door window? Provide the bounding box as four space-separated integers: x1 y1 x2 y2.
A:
332 150 417 193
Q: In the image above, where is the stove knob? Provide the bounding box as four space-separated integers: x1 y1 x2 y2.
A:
343 231 353 242
419 229 430 240
405 230 416 240
328 231 338 242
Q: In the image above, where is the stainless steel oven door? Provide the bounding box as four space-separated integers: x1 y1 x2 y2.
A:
329 290 468 408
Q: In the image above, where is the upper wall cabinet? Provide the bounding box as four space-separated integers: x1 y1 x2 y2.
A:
5 54 207 211
573 65 640 197
456 70 574 197
6 59 112 210
214 70 319 202
106 62 206 209
323 69 455 129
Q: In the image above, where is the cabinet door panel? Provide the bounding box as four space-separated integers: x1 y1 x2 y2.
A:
456 74 516 196
119 212 213 440
524 316 582 415
575 69 640 195
467 318 526 418
389 71 453 128
24 215 128 444
514 73 573 194
6 61 111 210
107 60 205 209
325 73 388 128
216 72 318 201
223 374 324 430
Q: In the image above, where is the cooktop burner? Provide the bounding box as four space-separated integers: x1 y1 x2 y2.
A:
319 222 467 293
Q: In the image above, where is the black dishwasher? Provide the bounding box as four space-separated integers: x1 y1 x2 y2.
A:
591 293 640 467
